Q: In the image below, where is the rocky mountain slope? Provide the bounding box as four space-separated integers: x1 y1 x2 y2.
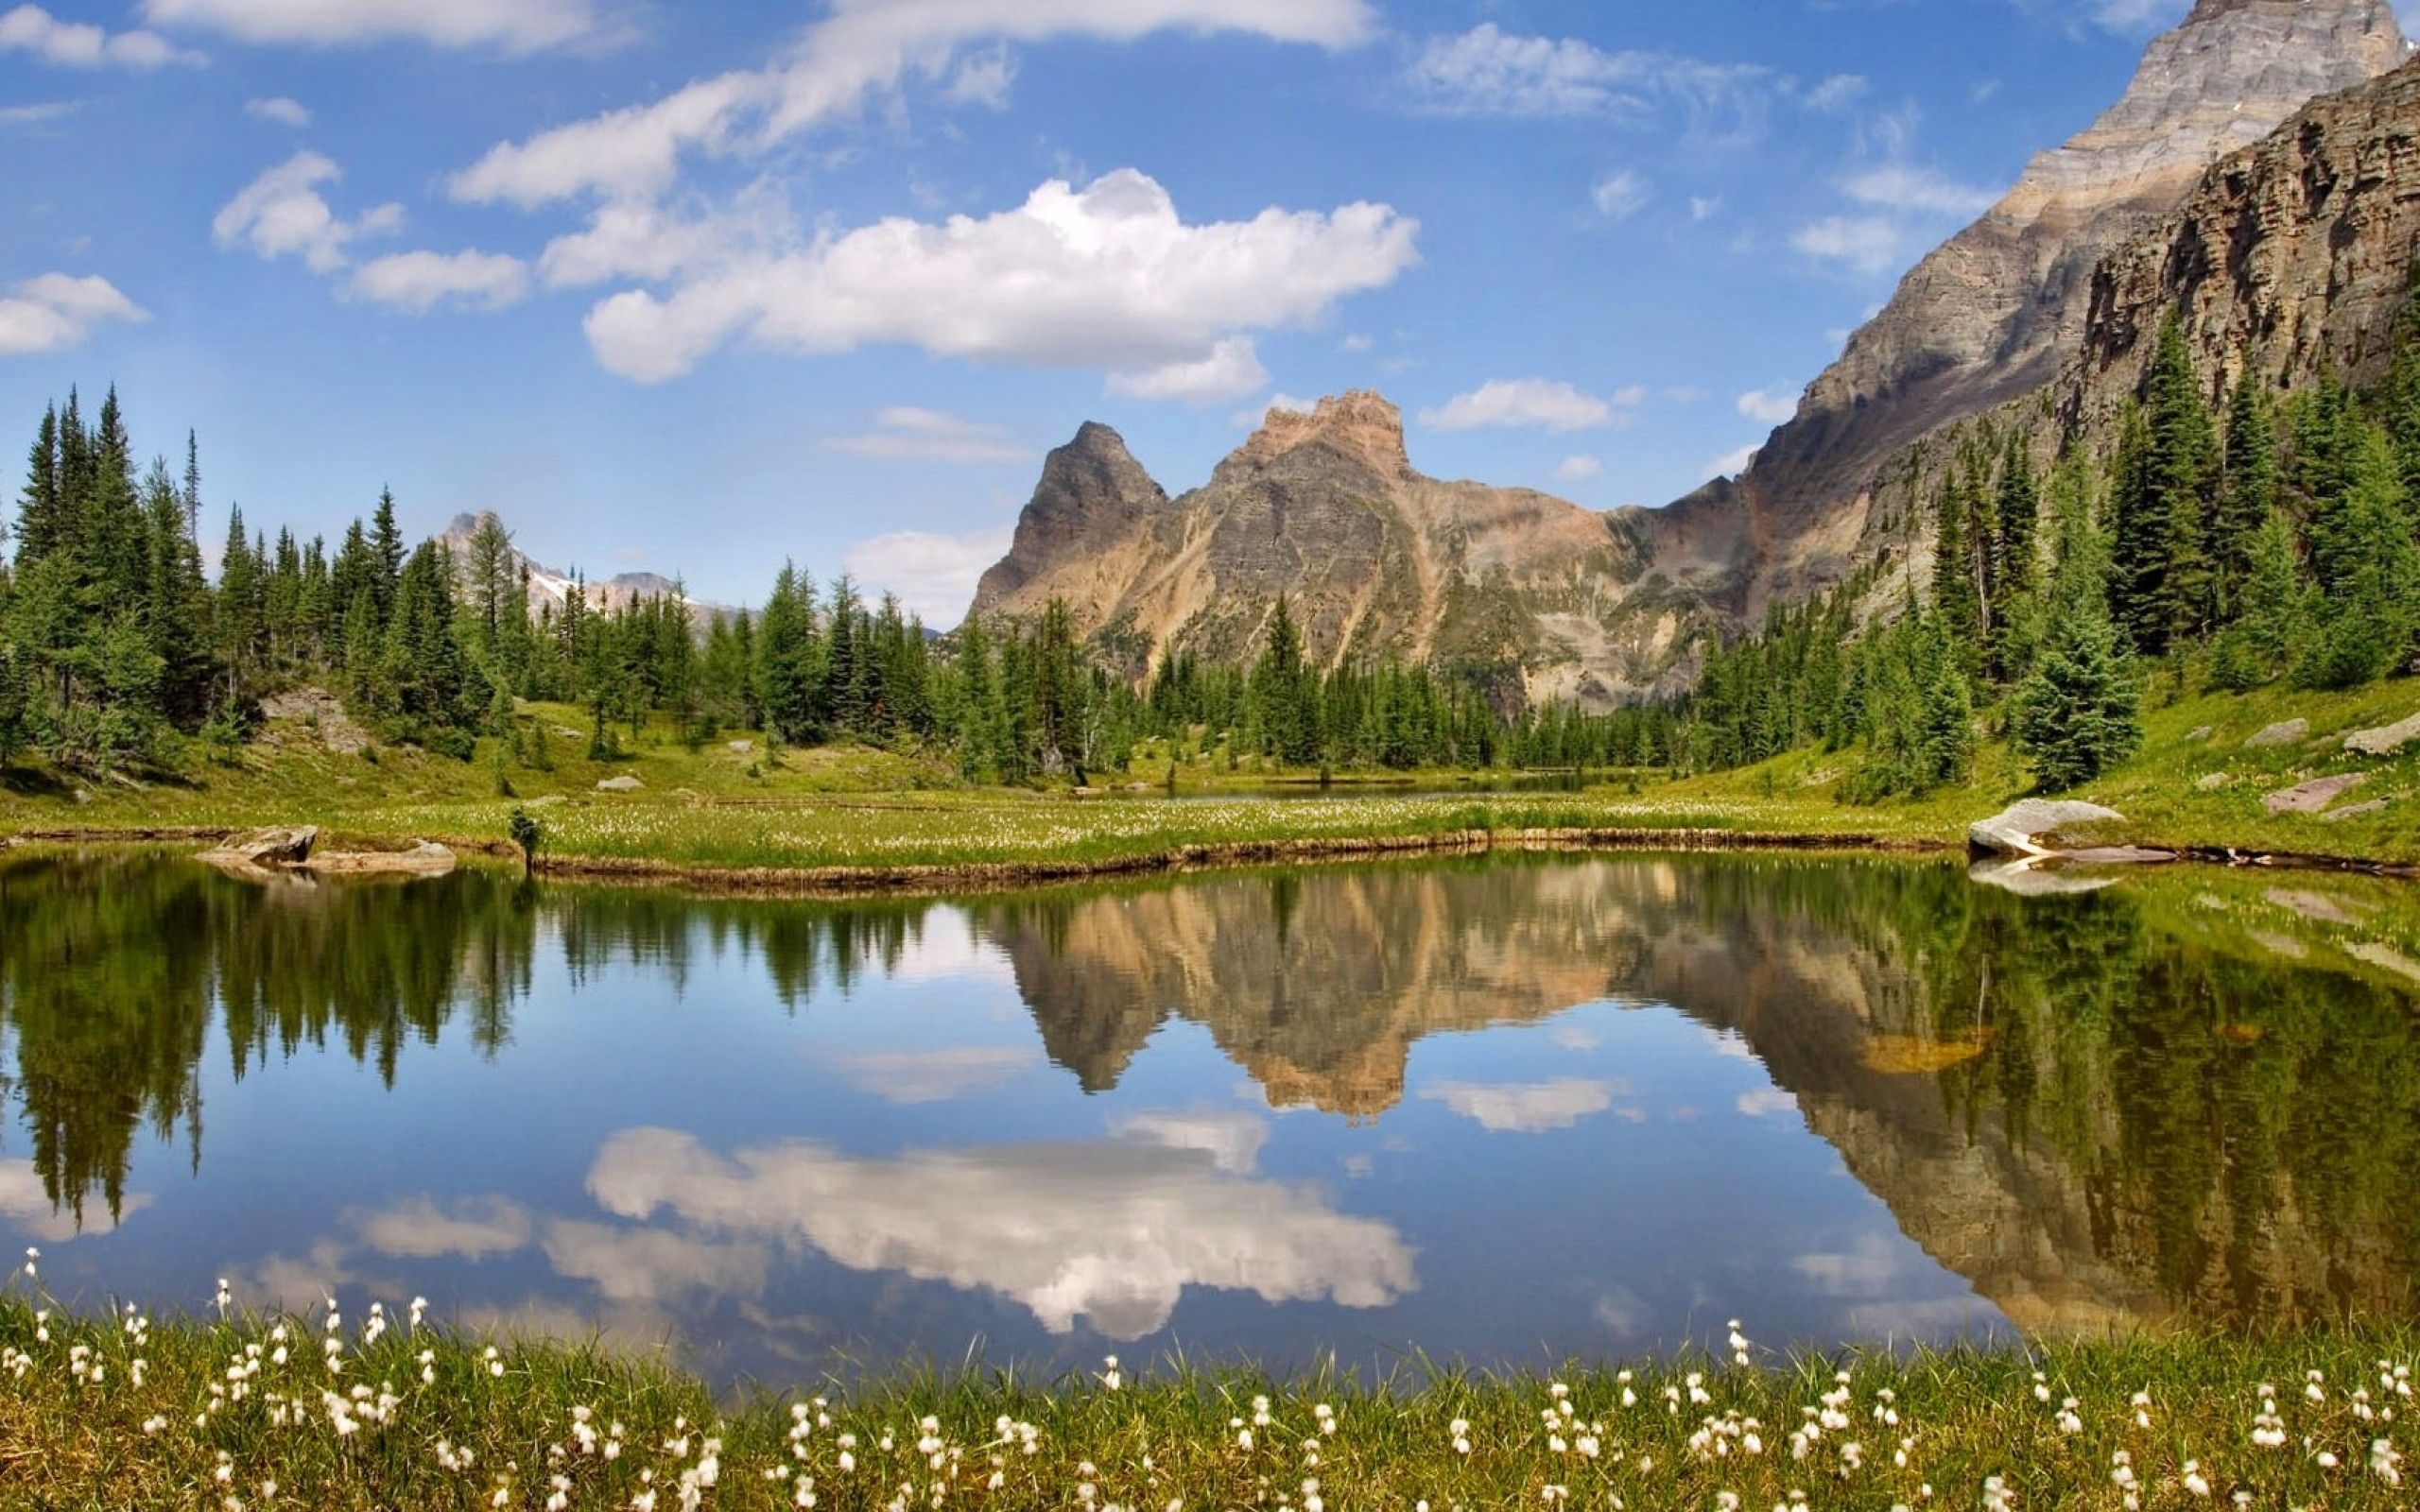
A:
970 0 2411 700
970 393 1661 707
439 511 708 617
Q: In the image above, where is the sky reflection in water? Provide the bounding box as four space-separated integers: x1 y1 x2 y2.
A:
4 850 2417 1385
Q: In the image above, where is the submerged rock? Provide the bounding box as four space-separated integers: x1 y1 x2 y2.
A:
1967 799 2124 858
1967 859 2121 897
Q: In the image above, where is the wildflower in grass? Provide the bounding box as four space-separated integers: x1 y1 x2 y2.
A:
1102 1353 1122 1391
216 1277 233 1316
2374 1437 2404 1486
22 1246 37 1281
2182 1459 2211 1496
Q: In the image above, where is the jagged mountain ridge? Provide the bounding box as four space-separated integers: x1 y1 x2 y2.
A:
968 0 2410 699
970 392 1667 708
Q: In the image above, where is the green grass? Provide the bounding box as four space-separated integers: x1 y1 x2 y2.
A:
4 681 2416 879
2 1290 2413 1509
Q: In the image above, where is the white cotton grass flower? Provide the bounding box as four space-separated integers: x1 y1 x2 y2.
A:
2182 1459 2211 1497
1101 1354 1122 1391
2373 1437 2405 1486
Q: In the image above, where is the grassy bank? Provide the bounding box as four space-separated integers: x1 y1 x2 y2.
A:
3 681 2415 885
1 1294 2412 1509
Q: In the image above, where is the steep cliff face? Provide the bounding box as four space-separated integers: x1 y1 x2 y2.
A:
1649 0 2406 610
2072 52 2420 418
969 392 1664 707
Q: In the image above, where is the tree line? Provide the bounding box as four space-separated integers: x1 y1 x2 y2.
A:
2 387 1668 784
1685 301 2420 797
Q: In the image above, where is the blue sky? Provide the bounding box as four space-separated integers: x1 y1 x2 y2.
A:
0 0 2239 623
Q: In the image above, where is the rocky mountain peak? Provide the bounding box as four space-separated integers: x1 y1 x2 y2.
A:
1226 390 1411 481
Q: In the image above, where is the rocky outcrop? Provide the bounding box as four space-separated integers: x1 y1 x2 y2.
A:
969 393 1661 706
199 826 320 868
2348 711 2420 755
1662 2 2404 591
1967 799 2125 858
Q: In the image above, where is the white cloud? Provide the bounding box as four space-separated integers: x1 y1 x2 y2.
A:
349 1194 533 1260
827 1045 1036 1105
347 248 529 311
1705 442 1759 480
1421 1077 1622 1133
1107 335 1269 404
1590 169 1648 221
1232 391 1318 427
1843 163 2000 218
1419 377 1635 433
825 406 1033 466
1736 1087 1801 1119
144 0 603 53
454 0 1374 207
1789 215 1907 276
243 94 310 126
0 1159 150 1241
1688 195 1721 222
1107 1109 1270 1176
0 4 200 67
1555 455 1603 482
537 198 766 288
0 272 148 354
1404 24 1768 139
844 524 1015 627
584 1125 1415 1339
0 100 76 126
212 151 402 273
1736 388 1797 424
1804 73 1868 112
579 169 1417 384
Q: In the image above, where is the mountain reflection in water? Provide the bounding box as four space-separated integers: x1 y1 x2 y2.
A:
2 848 2415 1382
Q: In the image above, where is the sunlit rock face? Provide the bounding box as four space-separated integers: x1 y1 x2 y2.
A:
967 392 1660 708
1656 0 2408 607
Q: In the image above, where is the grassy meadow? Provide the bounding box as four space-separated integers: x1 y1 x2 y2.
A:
2 678 2415 881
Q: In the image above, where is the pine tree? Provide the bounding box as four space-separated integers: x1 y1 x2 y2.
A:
2211 505 2307 690
2297 423 2420 688
2214 380 2277 621
370 488 405 624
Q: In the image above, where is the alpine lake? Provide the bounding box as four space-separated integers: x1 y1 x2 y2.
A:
5 844 2418 1391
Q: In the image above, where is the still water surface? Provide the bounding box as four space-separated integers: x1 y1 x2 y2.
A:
4 849 2418 1385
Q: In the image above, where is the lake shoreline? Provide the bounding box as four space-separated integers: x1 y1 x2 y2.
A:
9 816 2420 897
5 1295 2415 1510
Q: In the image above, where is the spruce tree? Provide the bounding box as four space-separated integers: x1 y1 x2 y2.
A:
2214 380 2277 621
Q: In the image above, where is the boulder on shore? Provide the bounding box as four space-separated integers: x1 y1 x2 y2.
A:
198 825 319 868
299 840 457 878
1967 799 2124 859
2260 772 2366 815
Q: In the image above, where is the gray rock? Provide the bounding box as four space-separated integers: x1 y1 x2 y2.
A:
2260 772 2367 815
2348 941 2420 983
203 825 320 867
2321 799 2390 823
2345 710 2420 757
727 739 755 754
2185 725 2214 742
2244 718 2308 749
1967 799 2124 858
596 775 644 793
299 840 457 878
2193 771 2233 791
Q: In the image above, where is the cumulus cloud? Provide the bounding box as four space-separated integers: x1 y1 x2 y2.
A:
1590 169 1648 221
1418 378 1638 433
843 524 1015 627
0 271 147 354
1736 1087 1802 1120
1843 163 2000 218
1736 388 1797 424
1555 455 1604 482
824 406 1033 465
454 0 1374 207
1421 1077 1624 1133
1107 336 1269 404
536 197 769 288
1404 24 1768 140
1107 1110 1270 1176
1803 73 1868 112
1789 215 1907 276
347 249 529 312
212 151 402 272
584 1125 1415 1339
244 94 310 126
0 4 200 67
578 169 1416 384
144 0 604 54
